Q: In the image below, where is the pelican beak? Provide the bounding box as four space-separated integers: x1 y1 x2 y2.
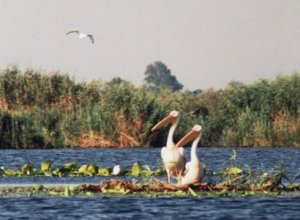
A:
176 130 201 147
151 115 177 131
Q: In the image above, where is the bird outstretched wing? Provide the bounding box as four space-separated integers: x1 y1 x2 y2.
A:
66 30 80 35
87 34 94 43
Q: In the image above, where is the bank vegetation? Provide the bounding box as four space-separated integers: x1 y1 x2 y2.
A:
0 66 299 148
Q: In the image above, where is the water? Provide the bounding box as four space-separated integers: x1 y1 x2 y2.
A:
0 196 299 220
0 147 299 219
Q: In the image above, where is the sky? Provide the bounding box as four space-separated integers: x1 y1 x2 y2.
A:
0 0 300 90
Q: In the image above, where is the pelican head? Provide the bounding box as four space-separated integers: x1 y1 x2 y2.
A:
176 125 202 147
151 110 180 132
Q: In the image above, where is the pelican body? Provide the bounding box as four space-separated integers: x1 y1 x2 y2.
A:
152 110 185 184
176 125 206 185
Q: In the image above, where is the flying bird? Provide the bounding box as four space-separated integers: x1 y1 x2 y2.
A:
151 110 186 184
66 30 94 44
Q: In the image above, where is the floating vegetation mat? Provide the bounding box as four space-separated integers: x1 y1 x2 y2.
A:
82 178 300 197
1 151 299 197
1 162 300 198
0 178 300 198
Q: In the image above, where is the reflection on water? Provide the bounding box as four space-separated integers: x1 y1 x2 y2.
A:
0 147 299 219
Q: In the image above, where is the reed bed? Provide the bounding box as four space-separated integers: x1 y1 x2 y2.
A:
0 66 299 147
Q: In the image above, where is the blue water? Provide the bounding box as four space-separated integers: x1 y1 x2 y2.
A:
0 147 299 219
0 196 299 220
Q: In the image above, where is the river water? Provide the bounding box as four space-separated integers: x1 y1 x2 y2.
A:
0 147 299 219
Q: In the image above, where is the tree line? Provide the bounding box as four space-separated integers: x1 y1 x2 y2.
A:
0 64 299 148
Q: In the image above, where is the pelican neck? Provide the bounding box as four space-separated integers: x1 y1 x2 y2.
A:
191 135 200 161
166 121 177 148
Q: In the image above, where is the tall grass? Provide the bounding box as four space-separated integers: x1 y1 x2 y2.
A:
0 65 299 148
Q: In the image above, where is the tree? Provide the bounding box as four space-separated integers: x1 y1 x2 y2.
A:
144 61 183 91
107 77 125 86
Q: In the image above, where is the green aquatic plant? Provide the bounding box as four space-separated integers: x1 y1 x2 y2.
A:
19 163 34 176
0 162 299 198
78 164 88 174
4 169 16 176
87 164 98 175
217 149 245 185
230 149 237 162
78 163 101 176
221 166 243 176
56 162 78 176
131 162 143 176
98 167 111 176
256 163 286 190
64 186 71 197
34 184 44 192
0 161 166 178
0 157 295 198
41 160 52 172
0 168 5 176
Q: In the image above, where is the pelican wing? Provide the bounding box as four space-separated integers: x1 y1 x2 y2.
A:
87 34 94 43
178 146 184 157
66 30 80 35
183 162 191 176
178 146 186 165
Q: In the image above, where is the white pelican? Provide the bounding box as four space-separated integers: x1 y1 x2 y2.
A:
151 110 185 184
66 30 94 44
176 125 206 185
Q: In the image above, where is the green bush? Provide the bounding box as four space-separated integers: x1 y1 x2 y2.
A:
0 65 299 148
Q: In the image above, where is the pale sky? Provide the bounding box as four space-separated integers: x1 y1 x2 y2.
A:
0 0 300 90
